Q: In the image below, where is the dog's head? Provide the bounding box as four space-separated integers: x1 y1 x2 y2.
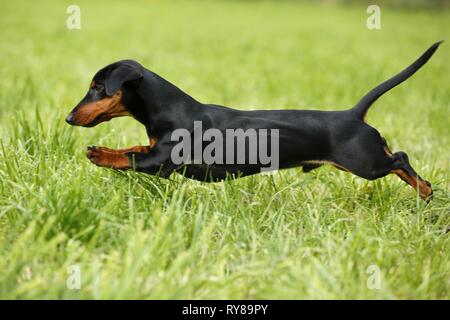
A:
66 60 143 127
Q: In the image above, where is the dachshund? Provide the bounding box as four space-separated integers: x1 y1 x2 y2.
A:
66 41 443 201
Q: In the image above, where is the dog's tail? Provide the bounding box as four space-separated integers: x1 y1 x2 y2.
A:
351 41 443 119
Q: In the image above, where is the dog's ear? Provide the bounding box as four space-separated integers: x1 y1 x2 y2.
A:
105 64 143 96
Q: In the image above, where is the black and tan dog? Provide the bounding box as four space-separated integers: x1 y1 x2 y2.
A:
66 42 443 201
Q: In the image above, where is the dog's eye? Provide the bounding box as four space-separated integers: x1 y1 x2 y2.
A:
93 84 104 93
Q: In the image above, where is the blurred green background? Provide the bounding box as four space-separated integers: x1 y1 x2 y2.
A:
0 0 448 299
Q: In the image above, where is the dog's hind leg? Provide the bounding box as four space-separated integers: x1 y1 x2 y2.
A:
378 141 432 201
331 128 433 201
389 151 433 201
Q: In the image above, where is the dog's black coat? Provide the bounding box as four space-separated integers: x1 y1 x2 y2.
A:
67 42 442 199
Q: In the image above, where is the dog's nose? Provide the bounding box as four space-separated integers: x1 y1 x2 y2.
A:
66 114 74 125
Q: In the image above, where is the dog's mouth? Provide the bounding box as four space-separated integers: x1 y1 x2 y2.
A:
67 93 129 128
84 113 111 127
66 112 112 127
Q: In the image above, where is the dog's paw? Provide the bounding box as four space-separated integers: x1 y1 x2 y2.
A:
87 145 116 153
86 146 104 166
86 146 130 169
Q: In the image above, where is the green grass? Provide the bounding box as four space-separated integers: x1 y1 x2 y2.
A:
0 0 449 299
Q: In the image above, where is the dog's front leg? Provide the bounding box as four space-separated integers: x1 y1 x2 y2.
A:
87 135 175 177
125 140 176 178
86 137 158 169
86 146 142 169
91 137 158 155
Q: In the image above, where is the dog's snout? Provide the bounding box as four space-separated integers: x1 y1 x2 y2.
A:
66 114 74 125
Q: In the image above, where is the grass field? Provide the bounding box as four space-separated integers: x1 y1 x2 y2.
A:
0 0 449 299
